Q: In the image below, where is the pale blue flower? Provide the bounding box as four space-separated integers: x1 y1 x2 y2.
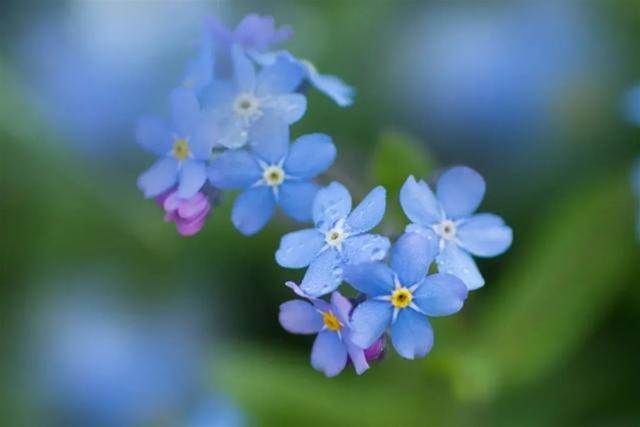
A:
400 166 513 290
209 132 336 235
202 46 306 149
345 232 468 359
276 182 390 296
205 14 293 53
137 87 217 199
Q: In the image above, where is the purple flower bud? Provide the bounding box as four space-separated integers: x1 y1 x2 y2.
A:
156 188 211 236
364 335 386 364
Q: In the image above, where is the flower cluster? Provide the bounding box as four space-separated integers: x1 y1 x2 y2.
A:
135 14 513 377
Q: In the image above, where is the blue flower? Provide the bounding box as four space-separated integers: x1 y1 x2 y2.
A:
205 14 293 53
344 232 468 359
208 131 336 235
251 50 354 107
180 29 214 94
400 166 513 290
137 87 216 199
279 282 369 377
276 182 390 296
202 46 306 149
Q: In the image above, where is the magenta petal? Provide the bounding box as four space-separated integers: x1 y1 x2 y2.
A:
163 191 182 213
176 217 207 236
178 195 210 220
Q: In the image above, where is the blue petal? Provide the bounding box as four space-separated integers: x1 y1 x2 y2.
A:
390 232 435 286
137 157 178 198
279 300 323 334
305 61 354 107
279 181 320 222
256 55 304 95
200 80 235 111
217 115 248 149
343 262 395 297
208 149 261 189
312 182 352 230
177 159 207 199
275 229 324 268
457 213 513 257
436 166 486 219
263 93 307 124
346 186 386 235
300 249 342 297
413 273 468 316
400 175 442 226
346 340 369 375
181 37 213 92
350 300 392 349
249 114 289 164
189 114 217 160
231 45 255 92
342 234 390 265
330 292 352 326
171 87 200 137
283 134 336 179
436 242 484 290
403 224 441 261
311 330 348 377
136 117 172 155
391 309 433 359
231 186 275 235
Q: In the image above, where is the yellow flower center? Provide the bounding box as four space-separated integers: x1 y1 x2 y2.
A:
263 166 285 186
323 311 342 331
172 138 190 161
391 287 413 309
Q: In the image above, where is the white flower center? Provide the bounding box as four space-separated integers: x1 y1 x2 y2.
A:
263 165 285 186
233 93 261 119
436 219 457 240
325 226 346 247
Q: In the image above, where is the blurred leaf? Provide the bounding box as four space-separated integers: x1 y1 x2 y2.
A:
444 169 638 400
371 131 435 234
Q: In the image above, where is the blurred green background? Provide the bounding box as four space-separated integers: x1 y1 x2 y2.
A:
1 1 639 426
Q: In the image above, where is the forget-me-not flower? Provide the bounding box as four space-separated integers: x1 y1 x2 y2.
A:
137 87 216 199
400 166 513 290
276 182 390 297
205 14 293 53
279 281 369 377
251 50 354 107
202 46 306 149
208 130 336 235
345 232 468 359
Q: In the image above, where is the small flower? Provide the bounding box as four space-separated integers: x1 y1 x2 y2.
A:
278 282 369 377
209 131 336 235
400 166 513 290
156 188 212 236
202 46 306 149
137 87 216 199
251 50 354 107
276 182 390 297
205 14 293 53
345 232 468 359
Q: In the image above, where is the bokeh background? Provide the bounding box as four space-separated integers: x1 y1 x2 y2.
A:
1 1 639 426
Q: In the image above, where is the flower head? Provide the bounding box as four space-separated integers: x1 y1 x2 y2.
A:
400 166 513 290
202 46 306 149
276 182 390 296
137 88 216 199
278 282 369 377
208 132 336 235
156 188 212 236
345 232 468 359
